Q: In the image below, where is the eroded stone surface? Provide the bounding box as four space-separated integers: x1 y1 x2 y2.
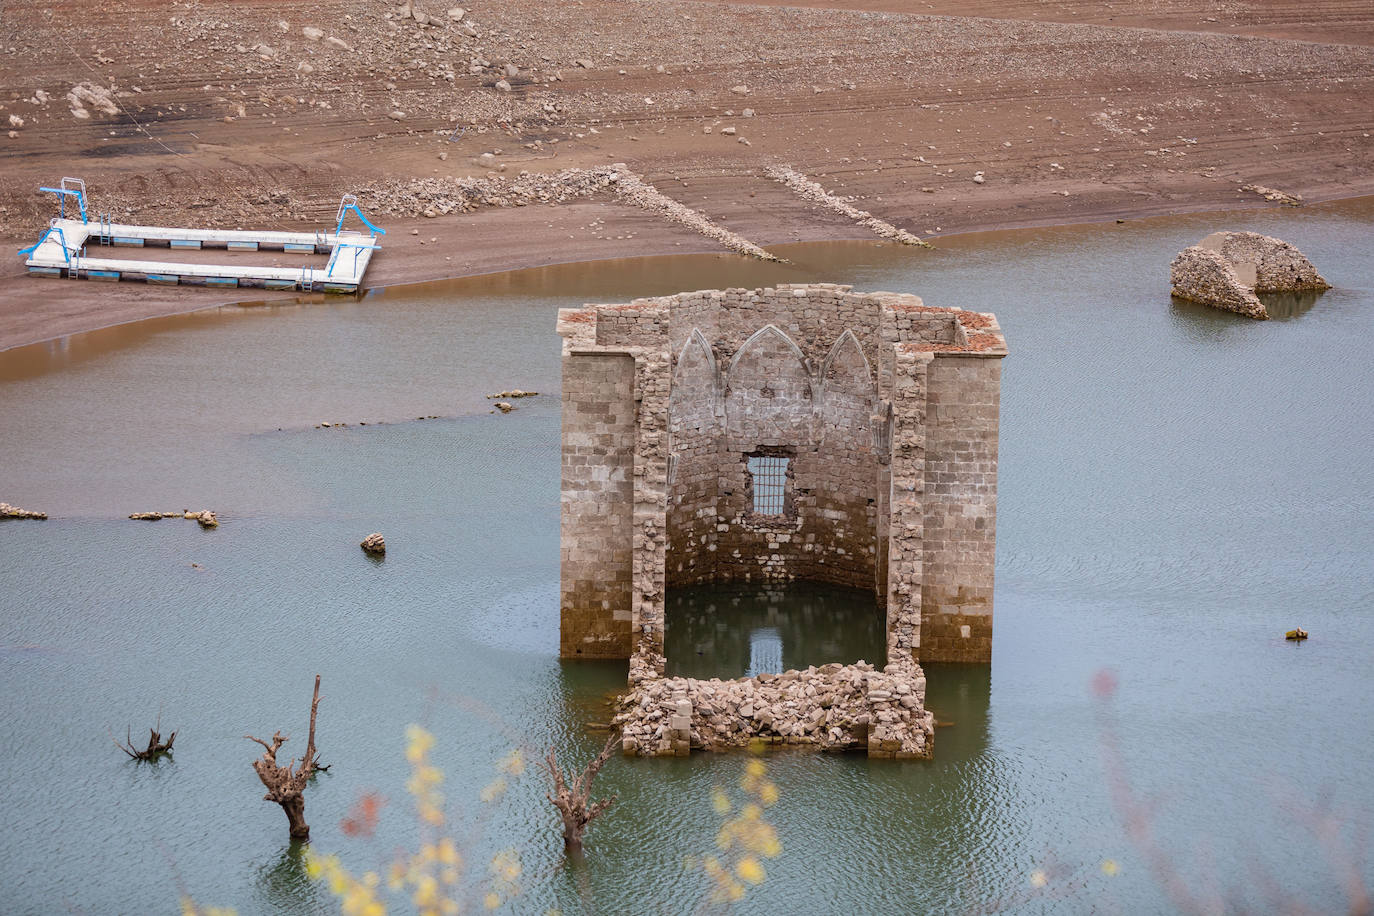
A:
1171 246 1267 319
1197 231 1330 292
1171 231 1329 319
615 654 934 759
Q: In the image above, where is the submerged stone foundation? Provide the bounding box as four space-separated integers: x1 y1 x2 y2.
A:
558 284 1007 757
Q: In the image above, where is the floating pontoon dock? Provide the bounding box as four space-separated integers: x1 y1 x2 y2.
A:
19 179 384 293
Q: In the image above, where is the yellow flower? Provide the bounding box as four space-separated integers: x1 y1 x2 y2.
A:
483 892 501 910
1030 870 1048 889
711 788 732 815
1101 859 1120 877
405 725 435 763
746 759 767 778
759 781 780 807
736 857 766 885
499 750 525 776
480 777 508 803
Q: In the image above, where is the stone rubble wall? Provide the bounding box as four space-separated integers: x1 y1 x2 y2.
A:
614 657 934 759
360 164 778 260
1199 230 1330 292
1170 247 1268 319
1170 230 1330 320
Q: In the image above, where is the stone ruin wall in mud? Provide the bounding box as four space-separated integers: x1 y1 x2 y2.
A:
557 284 1006 758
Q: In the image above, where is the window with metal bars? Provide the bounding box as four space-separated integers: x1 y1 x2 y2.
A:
747 455 789 515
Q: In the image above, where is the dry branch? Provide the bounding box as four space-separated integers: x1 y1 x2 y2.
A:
246 674 323 839
114 717 175 761
541 734 619 852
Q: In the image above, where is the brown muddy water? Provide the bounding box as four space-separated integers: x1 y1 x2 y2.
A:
1 199 1372 914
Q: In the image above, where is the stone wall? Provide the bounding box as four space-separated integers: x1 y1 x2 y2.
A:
920 354 1001 663
559 348 637 657
558 284 1007 756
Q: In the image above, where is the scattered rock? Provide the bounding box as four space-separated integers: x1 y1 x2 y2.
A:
575 58 594 69
302 26 324 41
742 108 755 118
360 532 386 555
487 389 538 399
494 79 512 92
972 171 986 184
67 82 119 118
720 126 736 136
355 164 777 260
1243 184 1302 205
730 84 749 95
0 502 47 520
765 165 926 246
448 7 466 20
495 401 515 413
389 110 407 121
1286 628 1308 640
190 510 219 528
325 36 353 52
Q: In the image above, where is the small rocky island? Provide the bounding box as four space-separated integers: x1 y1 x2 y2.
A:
1170 231 1330 319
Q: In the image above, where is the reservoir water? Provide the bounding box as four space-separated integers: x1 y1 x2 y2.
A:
1 200 1372 914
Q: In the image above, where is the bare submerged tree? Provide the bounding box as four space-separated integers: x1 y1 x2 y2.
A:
541 734 619 853
113 715 176 761
246 675 323 840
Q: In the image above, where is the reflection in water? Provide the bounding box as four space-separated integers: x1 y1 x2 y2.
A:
1259 289 1324 320
747 627 783 678
252 841 328 916
665 582 886 679
921 663 991 759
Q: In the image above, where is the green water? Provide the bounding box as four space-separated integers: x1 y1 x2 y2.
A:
665 583 888 680
1 200 1372 914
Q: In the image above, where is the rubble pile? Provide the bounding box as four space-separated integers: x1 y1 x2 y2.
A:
614 653 934 759
358 164 776 259
765 165 927 247
0 502 47 520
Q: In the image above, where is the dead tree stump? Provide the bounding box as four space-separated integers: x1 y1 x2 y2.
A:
541 735 619 853
114 720 176 761
246 675 323 839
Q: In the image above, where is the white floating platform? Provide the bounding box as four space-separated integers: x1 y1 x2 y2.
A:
23 218 379 293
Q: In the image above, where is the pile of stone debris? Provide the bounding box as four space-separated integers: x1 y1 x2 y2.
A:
614 656 934 759
0 502 47 520
358 164 776 259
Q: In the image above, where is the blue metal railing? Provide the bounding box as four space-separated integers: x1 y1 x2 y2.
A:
325 241 381 278
37 177 89 224
17 224 73 265
334 194 386 238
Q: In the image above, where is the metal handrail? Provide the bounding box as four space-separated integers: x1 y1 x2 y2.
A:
17 225 73 265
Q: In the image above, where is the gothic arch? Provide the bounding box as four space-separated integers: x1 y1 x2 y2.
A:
669 328 720 438
724 325 815 449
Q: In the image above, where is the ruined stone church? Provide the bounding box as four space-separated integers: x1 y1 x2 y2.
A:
557 284 1007 757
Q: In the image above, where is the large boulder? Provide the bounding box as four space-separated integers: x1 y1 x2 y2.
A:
1171 231 1329 320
